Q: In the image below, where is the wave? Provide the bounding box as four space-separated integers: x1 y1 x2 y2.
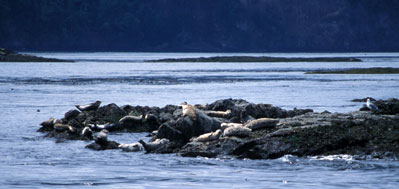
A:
0 75 397 85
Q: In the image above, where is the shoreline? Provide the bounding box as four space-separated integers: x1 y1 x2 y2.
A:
0 48 71 62
147 56 362 63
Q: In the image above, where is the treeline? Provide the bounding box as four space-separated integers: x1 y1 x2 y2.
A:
1 0 399 52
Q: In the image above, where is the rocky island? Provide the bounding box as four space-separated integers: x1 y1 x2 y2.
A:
0 48 70 62
38 98 399 159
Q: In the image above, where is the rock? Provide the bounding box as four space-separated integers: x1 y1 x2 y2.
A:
245 118 279 130
97 103 126 123
156 122 184 141
174 109 223 141
0 48 70 62
144 113 161 131
352 97 376 102
38 98 399 160
179 137 245 158
64 109 80 120
86 140 120 151
223 125 251 137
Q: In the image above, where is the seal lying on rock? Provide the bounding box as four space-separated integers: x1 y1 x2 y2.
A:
40 117 55 128
75 101 101 111
94 129 108 145
54 122 76 133
245 118 279 130
139 139 170 152
191 129 222 142
119 115 143 124
81 126 93 139
181 104 197 120
118 142 144 152
223 125 251 137
86 129 120 151
88 123 117 131
221 123 243 131
205 110 232 118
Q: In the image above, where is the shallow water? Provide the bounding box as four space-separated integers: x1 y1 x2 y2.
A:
1 52 399 188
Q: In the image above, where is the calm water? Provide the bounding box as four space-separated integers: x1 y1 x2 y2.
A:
1 52 399 188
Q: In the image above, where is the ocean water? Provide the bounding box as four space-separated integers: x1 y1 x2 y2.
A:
0 52 399 188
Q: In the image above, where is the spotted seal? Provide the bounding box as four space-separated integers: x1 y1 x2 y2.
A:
75 100 101 111
118 142 144 152
94 129 109 145
191 129 222 142
244 118 279 130
223 125 251 137
221 123 243 131
138 138 169 152
40 117 55 128
180 104 197 121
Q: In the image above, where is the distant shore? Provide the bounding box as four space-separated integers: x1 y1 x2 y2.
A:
307 67 399 74
0 48 70 62
147 56 362 63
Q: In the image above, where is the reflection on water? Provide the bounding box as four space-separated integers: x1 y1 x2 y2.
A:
0 53 399 188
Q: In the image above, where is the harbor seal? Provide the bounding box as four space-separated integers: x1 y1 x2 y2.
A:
88 123 117 131
180 104 197 121
138 138 169 152
119 115 143 125
75 100 101 111
118 142 144 152
223 125 251 137
94 129 109 145
221 123 243 131
191 129 222 142
54 123 76 133
81 126 93 138
205 110 232 118
40 117 55 128
244 118 279 130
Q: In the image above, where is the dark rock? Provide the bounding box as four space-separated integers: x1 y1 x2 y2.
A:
179 137 245 158
64 109 80 120
97 103 127 123
352 97 376 102
0 48 70 62
156 122 184 141
85 140 120 151
68 119 84 128
358 98 399 114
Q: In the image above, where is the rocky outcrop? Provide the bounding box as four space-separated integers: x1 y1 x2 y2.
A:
0 48 70 62
38 98 399 159
356 98 399 115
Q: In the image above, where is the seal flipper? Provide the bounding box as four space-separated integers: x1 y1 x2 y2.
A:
138 139 149 152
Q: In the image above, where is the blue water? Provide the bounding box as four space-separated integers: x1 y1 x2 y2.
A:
1 52 399 188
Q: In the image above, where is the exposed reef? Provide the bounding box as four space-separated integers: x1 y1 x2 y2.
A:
0 48 70 62
147 56 361 63
38 98 399 160
307 67 399 74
